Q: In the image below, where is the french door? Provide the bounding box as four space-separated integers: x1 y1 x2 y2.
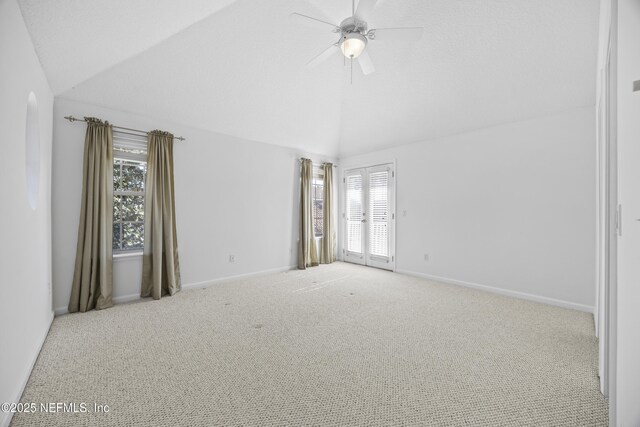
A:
343 164 395 270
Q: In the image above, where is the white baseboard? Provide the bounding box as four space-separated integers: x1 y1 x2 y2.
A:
395 269 594 313
112 293 143 305
54 265 298 316
1 311 54 427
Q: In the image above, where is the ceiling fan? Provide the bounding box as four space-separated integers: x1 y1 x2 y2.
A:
291 0 424 78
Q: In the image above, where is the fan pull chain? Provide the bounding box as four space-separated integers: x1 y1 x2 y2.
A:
350 57 353 85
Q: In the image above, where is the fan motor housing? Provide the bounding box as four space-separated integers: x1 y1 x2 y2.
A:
339 16 368 35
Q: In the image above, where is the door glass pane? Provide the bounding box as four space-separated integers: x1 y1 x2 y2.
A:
369 170 389 257
346 174 363 254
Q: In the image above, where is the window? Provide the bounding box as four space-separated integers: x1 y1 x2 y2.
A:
368 170 389 257
113 142 147 253
312 168 324 238
345 173 363 253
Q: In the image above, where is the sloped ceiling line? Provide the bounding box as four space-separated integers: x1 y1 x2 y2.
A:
18 0 241 94
19 0 599 158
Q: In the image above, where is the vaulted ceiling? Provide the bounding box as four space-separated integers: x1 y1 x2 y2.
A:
19 0 599 157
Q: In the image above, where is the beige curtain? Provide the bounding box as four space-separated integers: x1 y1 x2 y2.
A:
298 158 318 269
320 163 336 264
68 117 114 313
141 131 181 299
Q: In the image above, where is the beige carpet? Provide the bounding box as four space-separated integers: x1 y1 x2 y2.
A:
12 262 607 426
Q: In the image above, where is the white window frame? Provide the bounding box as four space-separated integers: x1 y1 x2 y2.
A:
113 137 147 255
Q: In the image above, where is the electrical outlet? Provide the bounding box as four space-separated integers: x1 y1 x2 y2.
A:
424 254 429 262
229 254 235 263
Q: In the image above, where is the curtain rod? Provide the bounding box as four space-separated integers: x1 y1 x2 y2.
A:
299 158 337 167
64 116 186 141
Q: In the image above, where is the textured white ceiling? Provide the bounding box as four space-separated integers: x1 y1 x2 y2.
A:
19 0 599 157
17 0 237 94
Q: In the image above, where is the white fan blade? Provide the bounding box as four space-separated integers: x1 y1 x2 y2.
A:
355 0 378 20
368 27 424 42
357 50 375 75
307 43 339 68
290 13 340 32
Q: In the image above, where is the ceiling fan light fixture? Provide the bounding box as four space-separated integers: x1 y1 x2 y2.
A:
340 32 367 58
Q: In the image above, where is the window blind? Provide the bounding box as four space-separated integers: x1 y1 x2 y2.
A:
346 174 363 253
113 134 147 162
368 170 389 257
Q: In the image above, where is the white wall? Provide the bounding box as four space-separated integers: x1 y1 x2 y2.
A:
339 107 596 311
0 1 54 426
615 0 640 424
52 97 336 314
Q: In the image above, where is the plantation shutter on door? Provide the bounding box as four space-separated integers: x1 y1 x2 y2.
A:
368 170 389 258
346 174 363 254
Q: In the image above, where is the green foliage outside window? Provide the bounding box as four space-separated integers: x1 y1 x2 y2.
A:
113 159 146 251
